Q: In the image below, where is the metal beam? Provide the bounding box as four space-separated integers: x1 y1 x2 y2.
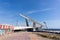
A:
20 14 42 25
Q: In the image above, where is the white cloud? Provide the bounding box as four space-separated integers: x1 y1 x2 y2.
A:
26 8 53 14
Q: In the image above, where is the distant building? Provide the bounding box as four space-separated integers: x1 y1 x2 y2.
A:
0 24 14 35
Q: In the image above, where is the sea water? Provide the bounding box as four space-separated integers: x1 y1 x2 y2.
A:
43 29 60 33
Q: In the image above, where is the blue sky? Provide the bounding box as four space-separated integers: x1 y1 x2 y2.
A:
0 0 60 29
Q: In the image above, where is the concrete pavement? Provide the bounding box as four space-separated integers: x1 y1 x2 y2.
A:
0 32 52 40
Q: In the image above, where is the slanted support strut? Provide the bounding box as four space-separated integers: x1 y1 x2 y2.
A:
33 22 36 31
25 19 29 27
